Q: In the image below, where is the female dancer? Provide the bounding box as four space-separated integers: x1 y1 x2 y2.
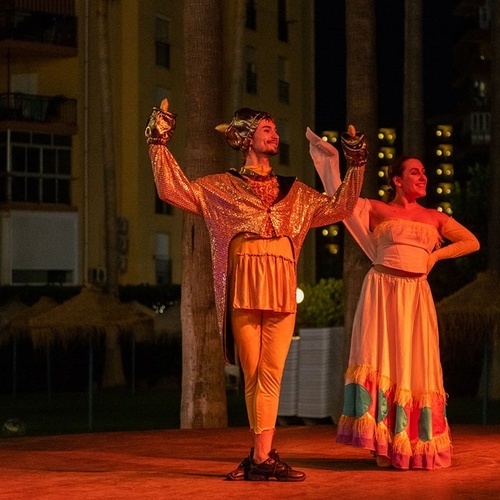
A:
308 126 479 469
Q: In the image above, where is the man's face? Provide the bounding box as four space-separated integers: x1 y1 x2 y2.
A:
249 118 279 156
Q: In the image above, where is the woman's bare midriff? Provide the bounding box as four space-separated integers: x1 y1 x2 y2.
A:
373 264 425 278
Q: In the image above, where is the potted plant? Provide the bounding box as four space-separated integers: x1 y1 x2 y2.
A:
296 278 345 329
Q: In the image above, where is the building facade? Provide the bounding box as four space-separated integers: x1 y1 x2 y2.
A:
0 0 316 288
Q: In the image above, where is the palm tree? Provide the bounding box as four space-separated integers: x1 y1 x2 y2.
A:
180 0 227 428
96 0 126 388
338 0 379 420
436 3 500 404
403 0 424 158
227 0 246 168
488 0 500 276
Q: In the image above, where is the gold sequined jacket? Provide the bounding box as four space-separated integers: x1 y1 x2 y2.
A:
149 144 365 364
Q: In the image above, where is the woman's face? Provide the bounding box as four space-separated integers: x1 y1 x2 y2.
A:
394 158 427 199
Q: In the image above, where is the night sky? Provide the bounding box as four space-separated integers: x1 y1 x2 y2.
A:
314 0 458 133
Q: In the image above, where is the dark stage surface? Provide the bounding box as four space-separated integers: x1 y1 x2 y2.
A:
0 424 499 499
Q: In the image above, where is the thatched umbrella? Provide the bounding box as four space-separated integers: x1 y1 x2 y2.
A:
153 302 182 339
0 299 29 396
436 272 500 420
0 298 28 342
29 287 155 346
4 297 59 397
7 296 59 339
125 300 158 395
28 287 155 430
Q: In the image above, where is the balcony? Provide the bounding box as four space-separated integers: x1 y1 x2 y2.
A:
0 92 77 134
0 1 77 58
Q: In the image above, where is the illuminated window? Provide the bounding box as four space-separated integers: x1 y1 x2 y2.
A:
378 128 396 145
436 163 454 177
379 147 395 161
437 202 453 215
321 131 339 144
435 144 453 158
436 124 453 139
437 182 453 196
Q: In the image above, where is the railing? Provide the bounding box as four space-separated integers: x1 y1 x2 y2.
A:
7 1 75 16
0 93 76 126
0 5 77 48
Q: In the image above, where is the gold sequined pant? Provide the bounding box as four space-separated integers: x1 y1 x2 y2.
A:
231 309 296 434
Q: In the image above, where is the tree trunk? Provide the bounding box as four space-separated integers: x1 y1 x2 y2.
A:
96 0 125 388
227 0 246 167
488 1 500 277
403 0 424 158
485 0 500 399
181 0 227 428
336 0 378 421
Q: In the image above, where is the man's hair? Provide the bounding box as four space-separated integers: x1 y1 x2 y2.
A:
219 108 273 152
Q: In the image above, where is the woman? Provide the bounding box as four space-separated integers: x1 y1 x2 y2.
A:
308 126 480 470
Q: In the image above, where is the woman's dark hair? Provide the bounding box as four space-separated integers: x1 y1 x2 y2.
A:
386 155 420 202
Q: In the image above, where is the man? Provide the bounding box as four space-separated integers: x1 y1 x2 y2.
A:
146 100 366 481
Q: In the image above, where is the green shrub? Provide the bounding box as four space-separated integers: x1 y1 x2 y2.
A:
297 278 344 328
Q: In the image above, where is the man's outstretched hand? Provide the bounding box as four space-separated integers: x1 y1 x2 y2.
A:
145 98 177 144
160 98 169 113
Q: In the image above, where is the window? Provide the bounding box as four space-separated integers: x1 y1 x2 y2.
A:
155 16 171 68
470 111 490 144
245 0 257 30
9 210 78 285
277 118 289 165
155 233 172 284
155 86 171 106
278 0 288 42
0 131 72 204
245 46 257 94
155 192 173 215
479 2 491 29
472 78 489 106
278 56 289 103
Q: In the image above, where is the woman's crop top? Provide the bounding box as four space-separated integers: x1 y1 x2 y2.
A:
373 219 441 274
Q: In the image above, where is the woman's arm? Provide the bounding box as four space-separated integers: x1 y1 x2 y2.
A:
307 127 376 261
427 217 480 272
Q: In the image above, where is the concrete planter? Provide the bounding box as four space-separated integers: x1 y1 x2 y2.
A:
279 327 344 421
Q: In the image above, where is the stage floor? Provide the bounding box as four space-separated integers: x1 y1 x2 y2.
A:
0 424 499 499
